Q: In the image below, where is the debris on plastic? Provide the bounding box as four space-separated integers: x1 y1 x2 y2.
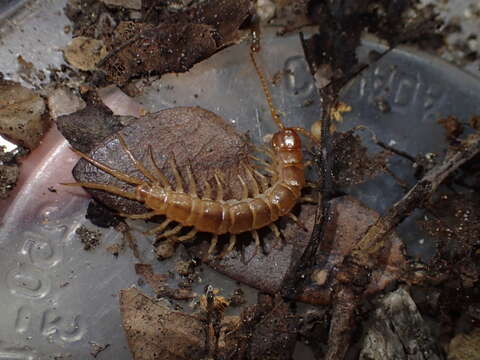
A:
135 263 195 301
63 36 108 71
332 130 390 187
47 87 86 120
0 80 50 149
76 225 102 251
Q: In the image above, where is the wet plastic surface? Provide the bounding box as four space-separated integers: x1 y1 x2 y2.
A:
1 1 480 359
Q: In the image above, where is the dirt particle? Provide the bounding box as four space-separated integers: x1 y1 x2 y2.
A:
76 225 102 251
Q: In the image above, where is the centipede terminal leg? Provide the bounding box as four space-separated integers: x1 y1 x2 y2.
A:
71 149 142 185
61 181 138 200
119 211 158 219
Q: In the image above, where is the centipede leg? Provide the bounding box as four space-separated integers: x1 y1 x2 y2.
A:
269 223 281 239
208 235 218 255
203 180 212 200
148 145 172 189
169 155 184 193
158 224 183 239
252 168 269 192
70 149 142 185
61 182 138 200
287 213 308 231
237 174 249 199
214 171 224 201
117 135 157 183
300 196 317 204
305 181 320 189
176 228 197 242
146 218 172 235
185 164 198 197
226 234 237 253
251 230 260 248
243 163 260 196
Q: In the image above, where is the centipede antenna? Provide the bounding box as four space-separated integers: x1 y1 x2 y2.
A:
61 182 138 200
117 135 157 183
71 148 142 185
290 126 321 145
249 51 285 130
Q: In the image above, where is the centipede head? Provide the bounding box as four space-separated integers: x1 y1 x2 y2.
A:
271 128 302 152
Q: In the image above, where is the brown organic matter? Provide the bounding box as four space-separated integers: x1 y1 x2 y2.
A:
120 288 208 360
0 80 50 149
72 106 249 215
99 0 253 84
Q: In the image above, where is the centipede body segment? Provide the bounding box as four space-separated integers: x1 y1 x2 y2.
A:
65 43 314 255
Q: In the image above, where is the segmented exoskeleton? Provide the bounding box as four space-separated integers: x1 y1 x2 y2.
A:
64 45 316 255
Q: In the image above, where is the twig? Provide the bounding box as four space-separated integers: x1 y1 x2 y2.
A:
351 134 480 266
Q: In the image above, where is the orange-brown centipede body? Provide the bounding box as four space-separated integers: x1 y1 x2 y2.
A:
64 42 315 254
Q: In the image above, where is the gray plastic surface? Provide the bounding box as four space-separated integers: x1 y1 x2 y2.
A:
1 1 480 359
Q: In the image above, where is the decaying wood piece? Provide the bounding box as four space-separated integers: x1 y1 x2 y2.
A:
360 287 444 360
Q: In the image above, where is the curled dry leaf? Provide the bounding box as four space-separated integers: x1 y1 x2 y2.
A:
72 106 249 214
0 80 50 149
63 36 108 71
100 0 254 84
57 101 136 153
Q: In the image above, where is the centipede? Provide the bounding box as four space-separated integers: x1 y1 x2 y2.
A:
63 37 317 255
